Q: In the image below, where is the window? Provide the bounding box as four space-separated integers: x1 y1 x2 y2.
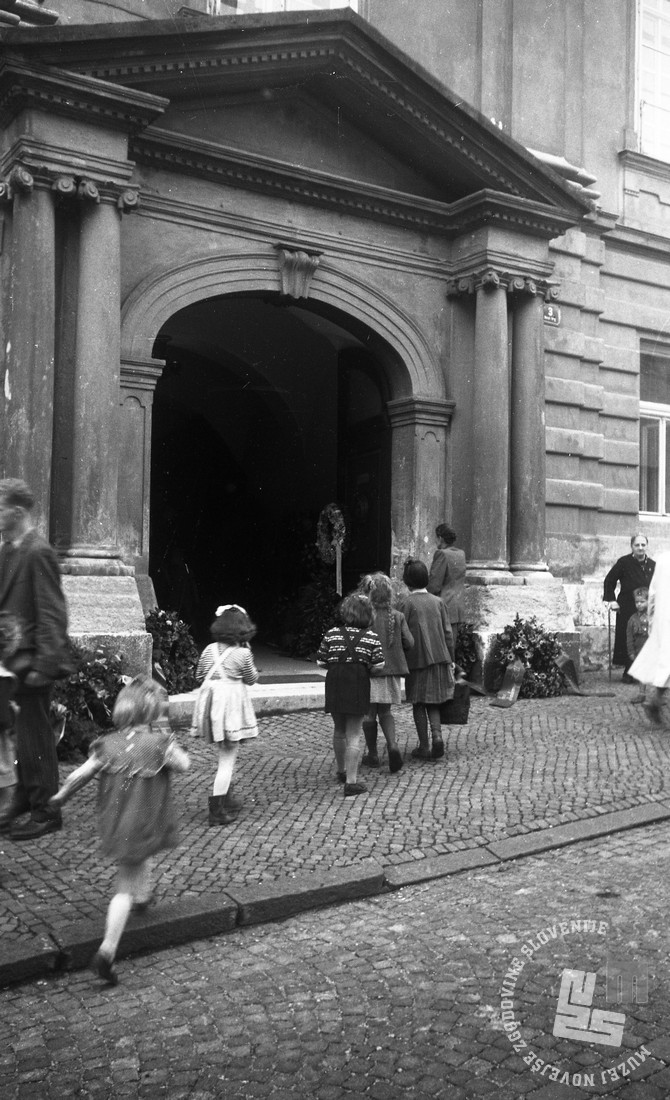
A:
233 1 358 12
640 343 670 512
639 0 670 159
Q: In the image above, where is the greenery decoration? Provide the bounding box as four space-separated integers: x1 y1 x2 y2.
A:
52 641 126 762
454 622 479 679
493 613 565 698
145 608 199 694
316 502 347 564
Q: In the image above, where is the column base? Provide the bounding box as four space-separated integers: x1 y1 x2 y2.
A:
60 574 151 676
59 547 134 577
467 566 521 586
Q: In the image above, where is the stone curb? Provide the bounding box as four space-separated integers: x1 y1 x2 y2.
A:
3 802 670 989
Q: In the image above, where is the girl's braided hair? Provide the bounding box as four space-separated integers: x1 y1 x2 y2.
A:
358 572 396 647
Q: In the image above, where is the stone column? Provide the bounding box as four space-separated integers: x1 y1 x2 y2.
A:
60 183 131 575
509 280 549 574
1 167 56 533
119 360 164 574
386 396 455 573
469 271 511 572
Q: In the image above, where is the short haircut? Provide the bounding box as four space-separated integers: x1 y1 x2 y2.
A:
0 479 34 510
338 593 374 628
634 587 649 600
435 523 456 544
630 533 648 547
403 558 429 589
112 677 167 729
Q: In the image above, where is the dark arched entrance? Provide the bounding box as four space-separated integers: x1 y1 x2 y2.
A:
149 294 391 646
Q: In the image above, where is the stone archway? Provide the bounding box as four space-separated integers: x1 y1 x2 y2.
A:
119 250 456 610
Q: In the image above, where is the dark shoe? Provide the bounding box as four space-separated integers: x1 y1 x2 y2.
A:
410 746 432 761
431 738 445 759
344 782 368 797
91 950 118 987
222 790 241 819
0 789 30 834
361 752 380 768
10 814 62 841
388 748 403 774
132 895 155 914
208 795 234 826
643 701 663 727
224 784 243 813
622 672 635 684
336 771 346 783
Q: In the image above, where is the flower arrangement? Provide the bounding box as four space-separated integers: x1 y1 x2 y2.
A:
492 614 565 698
454 622 479 680
316 502 347 564
52 641 127 761
145 608 199 694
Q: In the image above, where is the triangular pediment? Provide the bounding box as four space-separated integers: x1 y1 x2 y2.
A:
4 9 591 232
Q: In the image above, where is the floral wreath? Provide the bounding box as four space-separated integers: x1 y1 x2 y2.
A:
316 503 347 564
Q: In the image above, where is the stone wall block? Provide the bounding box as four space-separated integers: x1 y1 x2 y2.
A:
546 479 604 509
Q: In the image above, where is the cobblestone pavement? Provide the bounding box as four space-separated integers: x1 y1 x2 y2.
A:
1 820 669 1099
1 674 669 953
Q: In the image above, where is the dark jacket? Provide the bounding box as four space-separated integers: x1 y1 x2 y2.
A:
400 591 454 670
603 553 655 667
427 546 467 623
0 529 70 682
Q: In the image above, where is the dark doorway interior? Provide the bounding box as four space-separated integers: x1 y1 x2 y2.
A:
149 295 391 647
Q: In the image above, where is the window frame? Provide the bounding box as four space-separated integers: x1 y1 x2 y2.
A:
637 0 670 161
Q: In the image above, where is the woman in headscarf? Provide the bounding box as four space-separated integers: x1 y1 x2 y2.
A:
603 534 655 682
629 552 670 725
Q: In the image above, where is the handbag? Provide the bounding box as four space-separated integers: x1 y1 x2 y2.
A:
190 646 229 739
439 680 471 725
324 629 370 715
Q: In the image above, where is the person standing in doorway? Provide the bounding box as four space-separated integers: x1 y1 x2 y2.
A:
0 479 71 840
603 533 655 682
427 523 467 649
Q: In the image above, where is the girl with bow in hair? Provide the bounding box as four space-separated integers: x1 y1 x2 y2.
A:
193 604 259 825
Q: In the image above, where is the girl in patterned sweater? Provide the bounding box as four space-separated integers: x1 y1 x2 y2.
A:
317 593 384 797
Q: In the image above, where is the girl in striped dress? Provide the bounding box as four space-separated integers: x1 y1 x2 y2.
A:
193 604 259 826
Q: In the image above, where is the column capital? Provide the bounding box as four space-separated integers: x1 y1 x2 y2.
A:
447 266 560 301
386 395 455 429
0 164 35 202
120 359 164 400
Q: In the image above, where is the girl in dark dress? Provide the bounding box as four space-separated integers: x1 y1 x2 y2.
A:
49 677 189 986
317 594 384 798
603 534 655 680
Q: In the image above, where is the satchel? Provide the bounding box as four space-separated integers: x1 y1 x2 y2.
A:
439 681 471 725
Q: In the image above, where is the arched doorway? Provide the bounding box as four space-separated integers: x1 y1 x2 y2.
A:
148 293 392 645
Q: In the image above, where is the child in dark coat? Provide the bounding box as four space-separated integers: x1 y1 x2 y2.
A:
627 587 650 703
400 558 455 762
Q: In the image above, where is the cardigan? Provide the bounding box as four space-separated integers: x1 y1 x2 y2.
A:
369 608 413 677
427 546 467 623
400 591 454 670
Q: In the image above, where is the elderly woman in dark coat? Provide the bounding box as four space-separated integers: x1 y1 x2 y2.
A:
603 533 655 681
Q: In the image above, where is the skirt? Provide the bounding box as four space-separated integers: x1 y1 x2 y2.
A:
207 681 259 743
369 675 402 706
405 662 454 705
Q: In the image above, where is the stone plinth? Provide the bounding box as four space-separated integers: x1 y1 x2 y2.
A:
61 575 151 676
463 576 580 683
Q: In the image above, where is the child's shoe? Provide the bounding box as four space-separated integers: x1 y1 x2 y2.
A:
388 748 403 773
344 781 368 797
431 737 445 759
91 949 118 986
208 795 235 826
361 752 380 767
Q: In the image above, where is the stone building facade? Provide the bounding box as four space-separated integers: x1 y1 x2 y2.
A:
1 0 661 667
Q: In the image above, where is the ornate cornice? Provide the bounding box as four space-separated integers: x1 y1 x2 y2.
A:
0 56 167 132
132 129 579 241
0 163 139 212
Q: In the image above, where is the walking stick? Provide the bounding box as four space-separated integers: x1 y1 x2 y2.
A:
607 606 612 682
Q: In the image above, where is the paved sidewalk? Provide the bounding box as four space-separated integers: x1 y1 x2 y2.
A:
1 672 669 985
